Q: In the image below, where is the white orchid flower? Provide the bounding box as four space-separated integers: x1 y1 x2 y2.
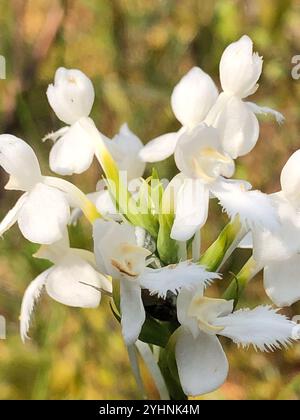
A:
205 35 284 159
93 219 219 344
20 232 112 342
241 150 300 306
175 287 300 396
70 178 143 226
139 67 218 163
0 135 98 244
167 124 278 241
45 68 145 178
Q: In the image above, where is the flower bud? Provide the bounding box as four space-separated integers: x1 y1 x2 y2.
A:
46 67 95 125
171 67 218 128
219 35 263 99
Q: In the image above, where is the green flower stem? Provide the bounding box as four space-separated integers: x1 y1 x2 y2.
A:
199 217 242 272
222 256 260 304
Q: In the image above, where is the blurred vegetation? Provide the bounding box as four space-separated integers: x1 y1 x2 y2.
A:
1 0 300 400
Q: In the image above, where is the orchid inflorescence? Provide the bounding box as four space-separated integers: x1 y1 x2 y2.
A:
1 35 300 399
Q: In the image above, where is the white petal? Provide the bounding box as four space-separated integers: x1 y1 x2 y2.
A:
252 192 300 265
140 261 220 298
33 231 70 264
110 123 145 180
139 132 180 163
214 305 296 351
246 102 285 124
171 67 218 128
264 255 300 306
49 119 95 175
174 123 233 180
212 95 259 159
219 35 263 98
280 150 300 208
0 193 28 237
42 126 69 143
17 183 70 244
177 289 199 338
93 219 137 275
212 179 279 231
45 253 102 307
175 327 228 396
171 179 210 241
20 268 52 342
0 134 42 191
120 279 145 345
238 231 253 248
46 67 95 125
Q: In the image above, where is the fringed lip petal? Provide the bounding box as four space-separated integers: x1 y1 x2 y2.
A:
20 268 53 342
214 305 298 351
140 261 220 298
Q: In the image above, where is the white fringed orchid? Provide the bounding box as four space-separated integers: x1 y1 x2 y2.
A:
167 124 278 241
175 287 300 396
139 67 218 163
45 68 145 178
241 150 300 306
205 35 284 159
93 219 219 344
0 134 97 244
20 232 112 342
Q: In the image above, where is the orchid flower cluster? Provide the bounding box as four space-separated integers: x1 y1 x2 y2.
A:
1 35 300 399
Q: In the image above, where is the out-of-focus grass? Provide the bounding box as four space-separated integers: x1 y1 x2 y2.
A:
0 0 300 400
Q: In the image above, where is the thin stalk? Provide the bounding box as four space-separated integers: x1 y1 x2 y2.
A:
177 241 187 261
127 344 147 400
192 229 201 262
222 256 260 305
136 341 170 400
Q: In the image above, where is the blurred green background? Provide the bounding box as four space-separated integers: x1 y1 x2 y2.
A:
1 0 300 400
